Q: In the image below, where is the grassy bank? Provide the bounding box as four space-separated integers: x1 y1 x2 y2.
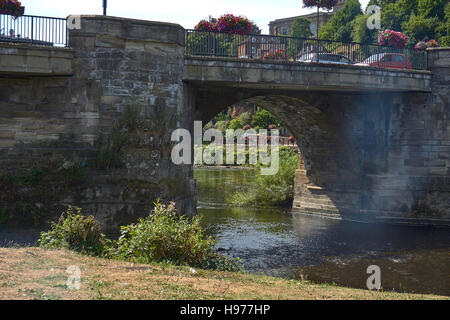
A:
0 247 447 300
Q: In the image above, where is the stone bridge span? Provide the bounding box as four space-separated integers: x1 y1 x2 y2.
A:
0 16 448 230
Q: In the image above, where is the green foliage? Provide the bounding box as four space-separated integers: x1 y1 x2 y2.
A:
290 17 313 38
186 32 242 57
22 168 43 185
418 0 447 20
319 0 362 42
352 14 377 43
213 109 232 122
214 120 231 133
106 200 241 271
229 147 298 207
237 112 251 127
229 118 243 130
380 0 413 32
403 14 439 44
39 206 106 256
250 109 279 131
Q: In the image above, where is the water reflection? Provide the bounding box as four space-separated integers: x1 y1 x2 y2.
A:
195 167 450 296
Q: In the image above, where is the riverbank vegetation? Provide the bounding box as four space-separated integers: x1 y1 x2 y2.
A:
0 247 446 300
229 147 298 207
39 202 241 272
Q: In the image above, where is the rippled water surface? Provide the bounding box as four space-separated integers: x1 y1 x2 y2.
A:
195 167 450 296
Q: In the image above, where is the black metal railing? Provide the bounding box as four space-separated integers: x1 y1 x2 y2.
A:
0 14 67 47
185 30 428 70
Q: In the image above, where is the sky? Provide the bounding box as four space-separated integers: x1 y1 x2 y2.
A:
24 0 371 34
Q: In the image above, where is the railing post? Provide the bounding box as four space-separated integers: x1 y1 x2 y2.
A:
30 15 34 44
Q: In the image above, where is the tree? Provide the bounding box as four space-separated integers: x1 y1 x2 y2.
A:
251 109 279 131
319 0 362 42
437 2 450 46
302 0 338 38
418 0 447 20
229 118 243 130
352 13 377 43
402 14 438 44
290 17 313 38
237 112 251 126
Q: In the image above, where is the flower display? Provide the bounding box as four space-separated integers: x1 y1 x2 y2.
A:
302 0 338 10
195 14 253 35
414 39 439 51
377 30 408 49
194 20 217 32
263 49 285 60
0 0 24 19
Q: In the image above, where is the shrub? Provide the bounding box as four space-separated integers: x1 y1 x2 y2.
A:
251 109 279 131
229 147 298 207
106 200 241 271
39 206 105 256
229 118 243 130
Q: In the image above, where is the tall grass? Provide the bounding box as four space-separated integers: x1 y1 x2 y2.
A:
229 147 298 207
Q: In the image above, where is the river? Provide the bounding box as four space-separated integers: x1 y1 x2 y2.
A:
195 167 450 296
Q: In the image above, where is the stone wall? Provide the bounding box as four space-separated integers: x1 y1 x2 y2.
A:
294 48 450 224
0 16 196 231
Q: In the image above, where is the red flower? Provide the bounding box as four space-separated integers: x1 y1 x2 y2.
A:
195 14 254 35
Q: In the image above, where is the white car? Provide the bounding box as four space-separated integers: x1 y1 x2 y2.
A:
297 52 353 65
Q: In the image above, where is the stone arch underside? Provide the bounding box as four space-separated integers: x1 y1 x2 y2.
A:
190 85 396 221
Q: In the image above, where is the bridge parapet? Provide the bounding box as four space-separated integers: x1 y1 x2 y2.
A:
184 56 432 93
0 42 73 75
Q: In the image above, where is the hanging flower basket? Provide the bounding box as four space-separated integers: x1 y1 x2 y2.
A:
302 0 338 10
195 14 253 35
377 30 408 49
0 0 24 19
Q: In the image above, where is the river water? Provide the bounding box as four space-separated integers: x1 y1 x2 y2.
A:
195 167 450 296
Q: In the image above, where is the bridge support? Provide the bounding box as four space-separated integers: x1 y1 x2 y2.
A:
0 16 196 231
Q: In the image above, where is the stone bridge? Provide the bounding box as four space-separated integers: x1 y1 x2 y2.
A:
0 16 448 230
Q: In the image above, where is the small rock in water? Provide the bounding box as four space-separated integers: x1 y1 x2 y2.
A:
189 268 196 274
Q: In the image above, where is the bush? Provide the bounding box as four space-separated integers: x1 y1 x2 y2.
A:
106 200 241 272
250 109 279 131
39 206 105 256
229 147 298 207
229 118 243 130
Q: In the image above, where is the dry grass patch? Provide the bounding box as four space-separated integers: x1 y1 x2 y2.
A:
0 247 448 300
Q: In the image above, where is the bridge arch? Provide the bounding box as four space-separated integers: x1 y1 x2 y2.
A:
188 84 395 220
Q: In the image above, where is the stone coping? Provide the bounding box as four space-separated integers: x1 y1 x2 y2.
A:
184 55 432 75
69 15 184 30
0 41 73 52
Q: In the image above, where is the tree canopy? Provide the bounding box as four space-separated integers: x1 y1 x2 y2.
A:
317 0 450 46
290 17 313 38
319 0 362 42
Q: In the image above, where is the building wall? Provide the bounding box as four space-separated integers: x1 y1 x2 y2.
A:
268 0 348 36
